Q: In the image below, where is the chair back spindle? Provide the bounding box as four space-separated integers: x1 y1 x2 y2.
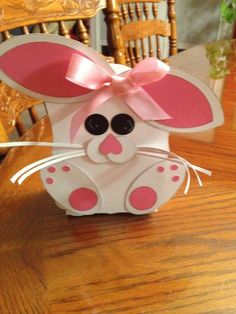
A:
105 0 177 66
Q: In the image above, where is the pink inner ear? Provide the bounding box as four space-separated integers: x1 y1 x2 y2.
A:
0 42 91 98
142 75 213 128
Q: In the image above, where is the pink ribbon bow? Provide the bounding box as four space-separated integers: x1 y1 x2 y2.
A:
66 55 171 141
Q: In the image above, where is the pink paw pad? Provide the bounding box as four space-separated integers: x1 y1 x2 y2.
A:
157 166 165 173
45 177 54 184
62 165 71 172
129 186 157 211
170 164 178 171
69 188 98 211
172 176 180 182
47 166 56 173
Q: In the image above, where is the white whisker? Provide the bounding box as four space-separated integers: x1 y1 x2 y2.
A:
17 151 86 185
11 149 85 184
138 151 182 165
138 151 180 164
187 163 212 177
0 141 84 149
184 161 203 188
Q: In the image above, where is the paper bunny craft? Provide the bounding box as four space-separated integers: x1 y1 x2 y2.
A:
0 34 224 215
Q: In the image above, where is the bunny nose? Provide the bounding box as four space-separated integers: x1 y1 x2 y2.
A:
99 134 123 155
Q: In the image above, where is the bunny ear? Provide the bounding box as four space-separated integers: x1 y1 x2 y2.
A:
0 34 114 104
144 69 224 132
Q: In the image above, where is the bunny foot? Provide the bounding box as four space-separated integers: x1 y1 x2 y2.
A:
125 160 186 214
40 163 101 215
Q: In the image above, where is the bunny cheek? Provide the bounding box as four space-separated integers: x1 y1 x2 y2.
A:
86 135 136 164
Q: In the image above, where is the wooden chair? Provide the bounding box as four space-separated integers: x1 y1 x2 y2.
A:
104 0 177 67
0 0 106 154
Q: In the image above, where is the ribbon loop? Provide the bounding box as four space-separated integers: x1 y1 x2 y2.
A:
66 54 112 90
130 58 170 85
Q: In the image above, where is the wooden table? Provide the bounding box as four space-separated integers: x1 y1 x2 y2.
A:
0 40 236 313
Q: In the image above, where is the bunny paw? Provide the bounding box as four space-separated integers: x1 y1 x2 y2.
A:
125 160 186 214
40 163 101 215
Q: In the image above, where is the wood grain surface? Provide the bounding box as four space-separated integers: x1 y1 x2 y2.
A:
0 41 236 313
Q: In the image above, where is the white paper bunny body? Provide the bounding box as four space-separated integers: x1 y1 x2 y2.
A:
43 95 182 215
0 35 224 215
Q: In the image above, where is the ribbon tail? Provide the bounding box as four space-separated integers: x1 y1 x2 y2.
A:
123 87 172 121
70 88 112 141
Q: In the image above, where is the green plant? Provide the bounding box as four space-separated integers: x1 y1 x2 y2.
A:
206 41 231 79
220 0 236 23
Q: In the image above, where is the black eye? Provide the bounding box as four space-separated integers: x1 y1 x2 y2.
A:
85 114 109 135
111 113 135 135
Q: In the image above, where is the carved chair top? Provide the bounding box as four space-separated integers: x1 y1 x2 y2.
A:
0 0 106 32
